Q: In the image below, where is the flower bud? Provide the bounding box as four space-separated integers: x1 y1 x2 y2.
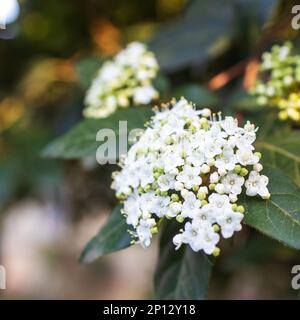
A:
237 205 245 214
213 247 221 257
174 181 184 191
176 215 185 223
171 193 179 202
197 192 206 200
201 164 210 173
253 163 263 172
210 172 219 183
215 183 225 194
240 168 249 176
181 189 189 198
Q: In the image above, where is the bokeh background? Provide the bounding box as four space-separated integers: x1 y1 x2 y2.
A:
0 0 300 299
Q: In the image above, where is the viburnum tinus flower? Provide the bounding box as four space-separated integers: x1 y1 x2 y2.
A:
249 42 300 121
83 42 159 119
111 98 270 256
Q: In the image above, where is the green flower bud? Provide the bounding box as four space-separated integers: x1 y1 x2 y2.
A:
165 136 173 145
240 168 249 176
213 224 220 232
181 150 187 158
144 184 151 192
237 205 245 214
213 247 221 257
176 215 184 223
157 167 164 174
171 193 180 202
116 193 125 200
234 165 241 174
192 185 199 192
154 172 161 180
209 183 216 191
232 203 238 211
254 152 262 159
185 119 192 127
197 192 206 200
201 200 208 206
151 226 158 234
189 126 197 134
138 186 144 193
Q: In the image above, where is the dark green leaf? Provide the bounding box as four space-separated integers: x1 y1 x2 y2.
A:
229 90 263 112
75 57 104 89
150 0 234 71
42 107 153 159
80 205 132 263
234 0 277 42
153 72 171 98
243 166 300 250
172 84 219 107
155 221 214 299
256 131 300 186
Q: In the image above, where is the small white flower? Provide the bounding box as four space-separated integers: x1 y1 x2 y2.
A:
124 193 141 227
253 163 263 172
222 172 245 195
181 192 201 218
200 164 210 174
199 186 208 194
215 183 225 194
215 148 237 171
204 138 223 159
136 217 156 248
174 181 184 191
158 174 175 191
221 117 238 135
194 204 217 225
169 202 182 216
173 233 183 250
133 86 158 105
208 193 232 214
218 167 227 177
245 171 270 199
210 172 219 184
229 193 238 203
201 230 220 254
236 148 259 166
181 222 202 251
186 149 205 167
176 165 202 189
152 196 170 217
199 108 211 117
217 210 243 239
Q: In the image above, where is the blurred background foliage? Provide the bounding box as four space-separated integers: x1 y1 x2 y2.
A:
0 0 300 299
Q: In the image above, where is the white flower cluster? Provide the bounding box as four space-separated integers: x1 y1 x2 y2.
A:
112 98 270 256
84 42 159 118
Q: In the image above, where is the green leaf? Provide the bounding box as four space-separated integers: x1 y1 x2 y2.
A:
172 84 219 107
153 72 171 98
229 90 263 112
75 57 104 89
150 0 234 71
256 131 300 186
42 107 153 159
80 205 132 263
243 166 300 250
155 221 214 300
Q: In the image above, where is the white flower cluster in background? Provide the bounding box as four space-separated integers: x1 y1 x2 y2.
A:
84 42 159 118
112 98 270 256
